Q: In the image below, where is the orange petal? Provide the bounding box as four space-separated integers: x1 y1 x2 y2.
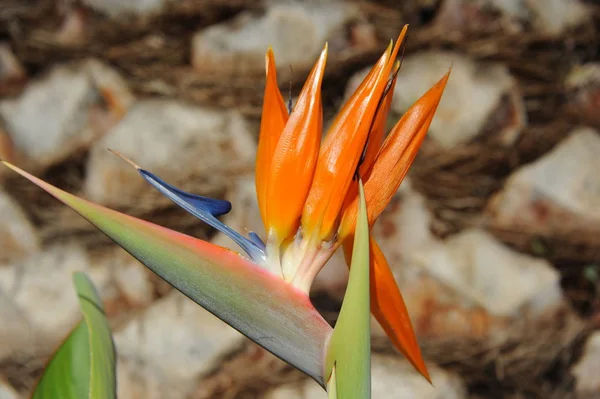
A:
342 236 430 382
339 61 401 220
256 48 289 229
302 26 408 242
266 45 328 243
338 70 450 240
360 60 401 176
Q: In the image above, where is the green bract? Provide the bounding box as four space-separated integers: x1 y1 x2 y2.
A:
326 181 371 398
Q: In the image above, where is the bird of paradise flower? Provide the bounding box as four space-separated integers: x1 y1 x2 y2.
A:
3 25 448 395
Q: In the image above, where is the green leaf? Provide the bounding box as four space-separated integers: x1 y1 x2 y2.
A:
32 272 116 399
326 179 371 398
3 161 332 386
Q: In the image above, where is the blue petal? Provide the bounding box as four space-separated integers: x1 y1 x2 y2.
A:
248 232 266 251
139 170 232 217
138 169 266 263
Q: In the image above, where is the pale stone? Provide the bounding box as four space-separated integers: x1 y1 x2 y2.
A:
434 0 525 34
435 0 589 36
567 63 600 90
82 0 168 18
413 229 561 318
370 356 466 399
116 359 148 399
85 59 135 117
113 253 154 308
393 52 524 148
0 292 30 362
84 99 256 207
486 0 527 18
565 63 600 129
0 244 90 359
0 376 19 399
266 355 467 399
86 252 122 315
0 190 39 264
349 22 378 50
265 380 323 399
54 8 88 46
572 332 600 396
0 60 133 168
375 224 563 339
114 291 245 399
372 181 436 266
357 182 563 340
88 247 156 314
1 65 89 163
191 2 356 76
211 175 265 251
0 43 25 83
488 128 600 231
526 0 590 35
346 52 525 148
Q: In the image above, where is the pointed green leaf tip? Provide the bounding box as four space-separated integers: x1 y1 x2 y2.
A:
32 272 116 399
327 366 338 399
2 161 332 386
326 180 371 398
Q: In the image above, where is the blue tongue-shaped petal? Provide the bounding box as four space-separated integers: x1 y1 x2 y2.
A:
248 231 266 251
139 170 232 217
139 169 266 263
108 150 266 263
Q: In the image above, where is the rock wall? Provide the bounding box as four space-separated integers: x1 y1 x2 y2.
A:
0 0 598 398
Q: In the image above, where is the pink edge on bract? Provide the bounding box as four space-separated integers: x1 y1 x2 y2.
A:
1 161 333 387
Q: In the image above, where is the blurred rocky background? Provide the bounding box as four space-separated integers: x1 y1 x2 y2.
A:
0 0 599 398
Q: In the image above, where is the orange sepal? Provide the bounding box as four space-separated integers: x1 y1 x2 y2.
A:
256 48 289 229
342 236 431 382
265 45 328 243
338 70 450 240
339 61 401 219
302 26 408 242
359 60 401 176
